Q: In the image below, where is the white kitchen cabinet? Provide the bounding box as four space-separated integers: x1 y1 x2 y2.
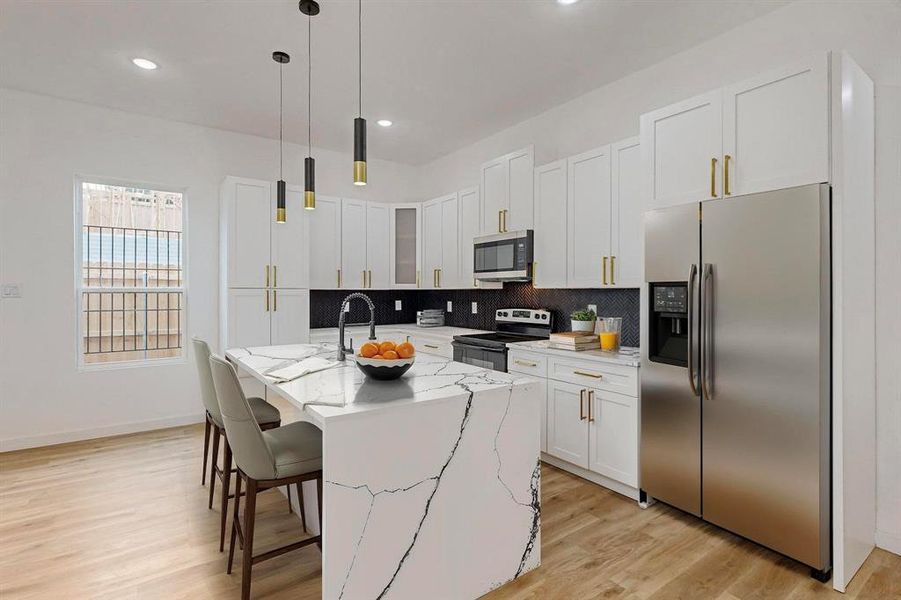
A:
226 288 273 350
640 90 723 209
457 187 480 288
422 193 458 288
341 199 368 289
223 178 271 289
610 137 644 288
567 145 612 288
480 146 534 234
533 160 568 288
308 195 342 289
270 289 311 345
271 184 311 289
509 350 549 453
588 388 638 487
547 380 590 469
365 203 391 289
722 54 829 197
389 204 421 289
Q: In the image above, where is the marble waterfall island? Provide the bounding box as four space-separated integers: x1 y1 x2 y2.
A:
226 344 541 599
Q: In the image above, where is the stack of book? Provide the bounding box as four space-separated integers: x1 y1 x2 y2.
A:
548 331 600 351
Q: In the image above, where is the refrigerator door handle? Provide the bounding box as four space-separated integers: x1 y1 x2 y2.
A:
701 263 714 400
687 263 699 396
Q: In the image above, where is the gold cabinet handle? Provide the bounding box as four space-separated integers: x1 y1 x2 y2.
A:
503 209 508 232
724 154 732 196
514 359 538 367
368 270 372 288
588 390 595 422
579 389 587 421
265 289 269 312
423 344 439 350
711 157 718 197
417 270 421 288
273 265 277 288
498 210 502 233
438 268 441 288
602 256 608 285
573 370 603 379
531 261 537 287
337 268 342 288
610 256 616 285
265 264 270 288
362 270 366 288
273 290 277 311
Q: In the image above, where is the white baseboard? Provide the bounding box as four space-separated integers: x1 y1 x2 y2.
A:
0 413 205 452
876 529 901 557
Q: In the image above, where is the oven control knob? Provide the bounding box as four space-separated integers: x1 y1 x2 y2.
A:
541 314 548 320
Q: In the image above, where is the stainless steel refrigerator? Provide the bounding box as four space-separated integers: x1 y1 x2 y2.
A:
640 183 831 576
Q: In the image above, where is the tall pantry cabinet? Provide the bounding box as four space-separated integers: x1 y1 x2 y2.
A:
219 176 310 353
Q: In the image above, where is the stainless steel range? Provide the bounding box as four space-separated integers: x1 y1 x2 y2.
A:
452 309 552 372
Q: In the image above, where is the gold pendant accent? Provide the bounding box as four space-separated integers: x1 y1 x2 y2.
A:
304 191 316 210
353 161 367 185
276 207 286 223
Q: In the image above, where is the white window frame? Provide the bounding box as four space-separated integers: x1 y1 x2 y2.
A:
74 175 189 371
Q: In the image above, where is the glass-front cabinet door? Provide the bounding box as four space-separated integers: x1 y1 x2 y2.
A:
389 204 421 288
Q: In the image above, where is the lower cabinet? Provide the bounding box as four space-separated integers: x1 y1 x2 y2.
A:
547 380 590 468
588 387 638 488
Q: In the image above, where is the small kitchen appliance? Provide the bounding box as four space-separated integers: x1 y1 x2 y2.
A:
452 308 551 372
416 309 445 327
473 230 534 282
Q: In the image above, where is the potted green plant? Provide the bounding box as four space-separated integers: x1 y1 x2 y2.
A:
570 308 596 333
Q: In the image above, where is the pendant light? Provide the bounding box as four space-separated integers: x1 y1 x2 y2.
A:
300 0 320 209
353 0 367 186
272 50 290 223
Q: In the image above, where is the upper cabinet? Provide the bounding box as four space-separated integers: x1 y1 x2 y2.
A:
722 55 828 197
480 146 534 234
389 204 421 289
422 193 459 289
457 187 480 288
610 137 643 288
641 53 829 210
221 176 309 290
640 90 723 209
341 199 367 289
533 160 568 288
308 195 342 289
365 203 391 289
567 145 612 288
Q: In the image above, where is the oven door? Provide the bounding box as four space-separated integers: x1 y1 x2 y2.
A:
474 230 533 282
452 342 507 372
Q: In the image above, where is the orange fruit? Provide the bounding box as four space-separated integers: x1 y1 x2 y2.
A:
382 350 399 360
360 342 379 358
378 341 396 354
372 354 383 360
396 342 415 358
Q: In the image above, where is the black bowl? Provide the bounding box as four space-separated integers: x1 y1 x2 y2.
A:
354 356 415 380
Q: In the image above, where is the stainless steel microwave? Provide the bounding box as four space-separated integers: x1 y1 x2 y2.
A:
473 230 533 282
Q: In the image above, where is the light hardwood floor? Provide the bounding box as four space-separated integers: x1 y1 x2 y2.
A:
1 425 898 599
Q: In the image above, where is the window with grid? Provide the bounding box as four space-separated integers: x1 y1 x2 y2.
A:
77 181 185 366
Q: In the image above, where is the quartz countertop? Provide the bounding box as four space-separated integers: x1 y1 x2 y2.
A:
506 340 641 367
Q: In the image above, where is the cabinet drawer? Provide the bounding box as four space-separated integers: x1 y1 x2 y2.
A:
411 335 453 358
547 356 638 397
508 350 547 378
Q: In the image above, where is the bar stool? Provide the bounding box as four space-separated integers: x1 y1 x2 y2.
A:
209 355 323 600
192 338 285 552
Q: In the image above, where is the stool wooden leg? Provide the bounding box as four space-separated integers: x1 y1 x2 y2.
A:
208 426 220 510
287 484 293 514
219 440 232 552
241 479 258 600
296 482 307 533
228 472 242 575
202 415 211 485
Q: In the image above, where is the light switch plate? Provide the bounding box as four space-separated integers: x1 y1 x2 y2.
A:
471 302 478 314
587 304 597 315
1 283 21 298
395 300 402 311
446 301 453 312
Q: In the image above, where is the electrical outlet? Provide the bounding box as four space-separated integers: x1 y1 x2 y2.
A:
446 301 453 313
587 304 597 315
1 283 21 298
471 302 478 314
395 300 402 311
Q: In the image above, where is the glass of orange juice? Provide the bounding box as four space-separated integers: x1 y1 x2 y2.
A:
598 317 622 352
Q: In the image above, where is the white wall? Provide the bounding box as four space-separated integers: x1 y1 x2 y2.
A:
416 0 901 556
0 88 418 450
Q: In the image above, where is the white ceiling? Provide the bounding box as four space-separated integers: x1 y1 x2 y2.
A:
0 0 787 165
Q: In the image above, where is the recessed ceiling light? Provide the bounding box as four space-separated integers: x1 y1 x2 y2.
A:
132 58 158 70
377 119 393 127
557 0 580 4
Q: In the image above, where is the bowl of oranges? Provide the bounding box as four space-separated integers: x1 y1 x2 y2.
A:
354 339 416 380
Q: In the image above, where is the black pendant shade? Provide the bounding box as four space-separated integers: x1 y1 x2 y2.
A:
273 50 290 223
304 157 315 209
300 0 318 209
354 117 367 186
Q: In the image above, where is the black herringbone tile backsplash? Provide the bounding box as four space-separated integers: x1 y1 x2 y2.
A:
310 284 640 347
